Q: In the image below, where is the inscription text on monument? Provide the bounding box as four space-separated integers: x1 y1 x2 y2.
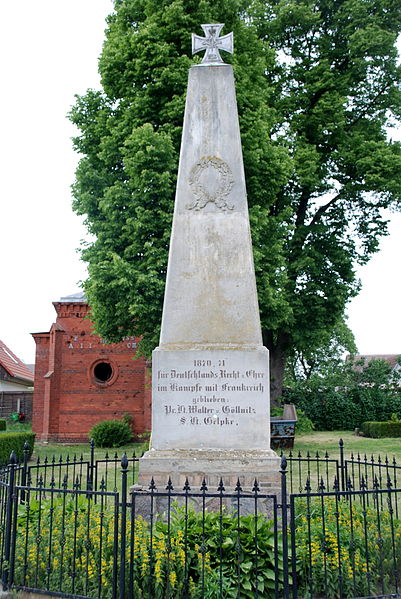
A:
151 349 270 450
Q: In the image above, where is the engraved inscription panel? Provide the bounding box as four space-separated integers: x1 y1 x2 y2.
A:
152 349 270 450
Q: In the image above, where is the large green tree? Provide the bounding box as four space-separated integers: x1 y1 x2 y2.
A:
70 0 401 400
285 317 358 381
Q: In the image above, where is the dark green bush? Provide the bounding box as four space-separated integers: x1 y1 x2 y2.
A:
361 420 401 438
284 357 401 431
285 384 401 431
89 419 132 448
0 420 6 431
0 433 35 465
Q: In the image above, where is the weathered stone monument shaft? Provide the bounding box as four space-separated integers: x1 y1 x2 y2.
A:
139 25 279 487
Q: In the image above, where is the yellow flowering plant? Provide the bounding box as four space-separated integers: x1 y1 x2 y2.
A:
13 496 283 599
293 495 401 599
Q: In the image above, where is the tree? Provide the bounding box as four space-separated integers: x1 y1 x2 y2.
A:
70 0 401 400
284 355 401 430
285 317 357 382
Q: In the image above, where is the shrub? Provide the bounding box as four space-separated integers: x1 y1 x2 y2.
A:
136 430 151 453
284 357 401 430
285 383 401 431
156 506 284 598
294 497 401 598
14 500 283 598
295 409 315 434
0 419 6 431
0 433 35 465
361 420 401 438
122 412 133 427
89 419 132 447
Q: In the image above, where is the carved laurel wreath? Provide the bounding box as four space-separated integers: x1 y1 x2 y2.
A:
187 156 234 211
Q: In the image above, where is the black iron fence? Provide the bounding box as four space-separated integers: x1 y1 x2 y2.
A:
0 440 400 599
15 440 139 497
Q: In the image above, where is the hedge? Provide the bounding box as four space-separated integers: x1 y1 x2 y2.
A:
361 421 401 438
0 420 6 431
285 386 401 430
0 433 35 466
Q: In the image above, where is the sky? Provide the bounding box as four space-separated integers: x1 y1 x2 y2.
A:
1 2 400 365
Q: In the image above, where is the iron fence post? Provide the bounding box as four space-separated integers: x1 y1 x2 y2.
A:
20 440 30 504
89 438 95 492
3 451 17 590
281 455 290 599
119 454 128 599
339 438 345 492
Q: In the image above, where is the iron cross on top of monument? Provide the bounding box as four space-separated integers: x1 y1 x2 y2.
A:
192 23 233 64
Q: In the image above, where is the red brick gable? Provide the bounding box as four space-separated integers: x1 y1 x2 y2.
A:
31 298 151 442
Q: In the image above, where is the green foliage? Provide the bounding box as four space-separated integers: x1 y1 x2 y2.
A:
122 412 133 426
14 488 401 599
70 0 401 397
14 499 282 598
0 419 6 431
157 506 284 598
361 420 401 438
89 419 132 447
15 496 117 597
285 358 401 430
285 318 357 382
294 497 401 598
136 430 151 452
295 409 315 434
0 433 35 465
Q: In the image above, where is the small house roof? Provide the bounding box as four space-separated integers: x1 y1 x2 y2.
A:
58 292 87 303
349 354 401 369
0 340 34 383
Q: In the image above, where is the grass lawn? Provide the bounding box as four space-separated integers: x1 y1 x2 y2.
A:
286 430 401 493
4 422 146 492
12 423 400 464
293 430 401 462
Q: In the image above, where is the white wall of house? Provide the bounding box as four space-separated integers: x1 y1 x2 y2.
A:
0 380 33 392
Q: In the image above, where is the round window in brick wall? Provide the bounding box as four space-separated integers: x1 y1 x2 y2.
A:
90 359 118 386
94 362 113 382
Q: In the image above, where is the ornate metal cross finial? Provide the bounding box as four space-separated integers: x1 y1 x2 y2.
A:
192 24 234 65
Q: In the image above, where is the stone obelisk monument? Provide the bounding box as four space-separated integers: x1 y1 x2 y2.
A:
139 24 279 488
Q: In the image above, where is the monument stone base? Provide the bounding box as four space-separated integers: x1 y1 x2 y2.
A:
138 448 281 491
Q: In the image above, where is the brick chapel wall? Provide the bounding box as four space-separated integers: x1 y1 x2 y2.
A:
31 334 50 437
32 301 151 443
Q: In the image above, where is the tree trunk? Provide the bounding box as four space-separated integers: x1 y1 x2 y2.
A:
262 330 289 406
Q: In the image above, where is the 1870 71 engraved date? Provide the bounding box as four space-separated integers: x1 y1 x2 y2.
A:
193 359 225 367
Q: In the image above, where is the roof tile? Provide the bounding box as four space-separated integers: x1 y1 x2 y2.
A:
0 340 34 383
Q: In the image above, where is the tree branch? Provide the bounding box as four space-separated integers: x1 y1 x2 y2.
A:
346 82 391 130
309 192 342 227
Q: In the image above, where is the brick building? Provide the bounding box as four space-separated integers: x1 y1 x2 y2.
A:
32 293 151 442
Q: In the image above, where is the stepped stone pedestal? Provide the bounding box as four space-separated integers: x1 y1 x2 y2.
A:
139 25 280 490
